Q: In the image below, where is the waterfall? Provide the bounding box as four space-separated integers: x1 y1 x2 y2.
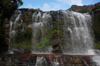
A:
92 56 100 66
35 56 64 66
61 10 94 54
35 57 48 66
9 10 24 53
49 56 64 66
8 9 95 55
32 12 52 53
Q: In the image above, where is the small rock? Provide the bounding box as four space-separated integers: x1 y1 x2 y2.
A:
52 44 63 54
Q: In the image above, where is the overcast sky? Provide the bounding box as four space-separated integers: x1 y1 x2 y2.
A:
19 0 100 11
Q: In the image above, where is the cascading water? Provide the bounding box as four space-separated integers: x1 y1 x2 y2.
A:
31 10 94 54
35 56 48 66
92 56 100 66
35 56 64 66
32 11 52 53
9 10 94 54
9 10 24 53
49 56 64 66
61 10 94 54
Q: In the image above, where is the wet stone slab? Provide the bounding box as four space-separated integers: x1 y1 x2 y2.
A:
0 54 96 66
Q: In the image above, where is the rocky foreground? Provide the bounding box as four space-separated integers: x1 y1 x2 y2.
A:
0 54 99 66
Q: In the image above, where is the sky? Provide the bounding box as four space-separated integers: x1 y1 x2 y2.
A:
19 0 100 11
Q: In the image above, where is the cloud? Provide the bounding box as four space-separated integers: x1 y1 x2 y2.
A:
57 0 83 6
24 4 34 8
24 3 54 11
42 3 53 11
23 1 76 11
42 0 83 11
24 4 40 9
42 3 66 11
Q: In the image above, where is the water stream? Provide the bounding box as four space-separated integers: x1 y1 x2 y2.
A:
62 10 94 54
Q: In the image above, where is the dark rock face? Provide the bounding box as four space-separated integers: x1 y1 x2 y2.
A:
24 48 31 54
68 5 94 13
52 44 63 53
4 18 10 45
68 2 100 14
91 2 100 48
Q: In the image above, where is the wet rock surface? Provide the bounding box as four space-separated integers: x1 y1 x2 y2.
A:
0 54 97 66
52 44 63 54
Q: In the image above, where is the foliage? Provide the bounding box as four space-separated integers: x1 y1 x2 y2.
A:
79 8 89 13
14 32 24 43
95 41 100 49
36 37 51 48
0 0 23 18
50 21 63 39
71 7 75 11
18 0 23 6
96 5 100 9
13 40 32 49
25 28 32 40
29 9 35 12
92 5 100 49
12 28 32 48
36 21 64 48
15 28 32 42
11 64 15 66
93 13 100 41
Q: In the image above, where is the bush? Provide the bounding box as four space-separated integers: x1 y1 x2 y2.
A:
95 41 100 49
80 8 89 13
29 9 35 12
25 28 32 40
12 28 32 48
36 37 51 48
36 21 64 48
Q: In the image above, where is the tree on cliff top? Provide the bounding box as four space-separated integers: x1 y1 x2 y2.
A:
0 0 23 52
0 0 23 19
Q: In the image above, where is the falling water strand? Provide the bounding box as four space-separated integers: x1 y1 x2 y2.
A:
92 56 100 66
61 10 94 54
32 12 52 53
35 56 48 66
9 10 22 53
9 10 21 54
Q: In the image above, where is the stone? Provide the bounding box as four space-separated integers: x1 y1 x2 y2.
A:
23 48 31 53
13 49 22 54
52 44 63 53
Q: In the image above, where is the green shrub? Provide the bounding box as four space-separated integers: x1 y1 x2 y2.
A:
36 37 51 48
36 21 64 48
25 28 32 40
96 5 100 9
93 13 100 41
12 28 32 48
80 8 89 13
95 41 100 49
71 7 75 11
29 9 35 12
14 32 24 43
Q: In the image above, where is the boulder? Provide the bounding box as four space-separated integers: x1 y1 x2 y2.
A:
52 44 63 53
